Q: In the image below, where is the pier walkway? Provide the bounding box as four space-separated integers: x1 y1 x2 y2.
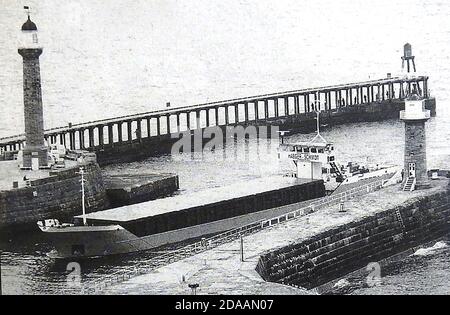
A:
0 76 430 154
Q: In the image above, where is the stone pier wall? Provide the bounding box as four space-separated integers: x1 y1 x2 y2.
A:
0 162 109 231
256 183 450 290
104 173 180 208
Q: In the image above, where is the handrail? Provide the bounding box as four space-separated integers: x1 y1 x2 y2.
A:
80 178 384 294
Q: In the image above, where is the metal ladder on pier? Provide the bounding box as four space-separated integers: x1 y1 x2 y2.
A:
394 208 405 230
403 177 416 192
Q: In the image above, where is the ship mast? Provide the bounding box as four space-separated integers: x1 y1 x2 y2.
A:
308 98 327 144
79 167 87 226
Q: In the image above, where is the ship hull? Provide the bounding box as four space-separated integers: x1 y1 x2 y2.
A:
40 225 146 259
42 208 281 259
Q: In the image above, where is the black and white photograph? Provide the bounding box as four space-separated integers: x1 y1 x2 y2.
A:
0 0 450 301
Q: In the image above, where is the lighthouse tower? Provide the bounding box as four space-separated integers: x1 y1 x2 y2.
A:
18 10 49 169
400 84 430 191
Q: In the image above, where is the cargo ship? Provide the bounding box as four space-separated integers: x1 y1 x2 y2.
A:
278 112 400 191
38 113 397 260
38 173 324 259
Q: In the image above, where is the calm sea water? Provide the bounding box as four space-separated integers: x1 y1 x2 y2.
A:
0 0 449 294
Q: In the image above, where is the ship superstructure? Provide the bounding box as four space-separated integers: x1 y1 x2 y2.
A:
278 111 399 191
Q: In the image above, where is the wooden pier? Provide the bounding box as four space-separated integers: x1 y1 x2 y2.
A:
0 76 434 164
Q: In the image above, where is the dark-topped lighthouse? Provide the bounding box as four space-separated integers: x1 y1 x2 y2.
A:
18 10 48 169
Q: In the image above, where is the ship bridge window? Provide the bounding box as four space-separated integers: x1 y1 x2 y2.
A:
311 148 317 153
281 145 293 152
318 149 324 153
303 148 310 153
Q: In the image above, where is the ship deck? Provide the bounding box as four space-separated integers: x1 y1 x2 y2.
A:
77 176 316 223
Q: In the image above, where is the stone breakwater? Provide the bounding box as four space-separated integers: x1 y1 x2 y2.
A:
0 162 108 230
103 173 179 208
256 179 450 290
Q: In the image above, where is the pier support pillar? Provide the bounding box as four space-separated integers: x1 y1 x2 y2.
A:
186 113 191 130
196 111 200 129
98 126 104 147
156 117 161 135
244 103 249 121
88 127 94 148
136 119 142 142
176 114 181 131
225 106 229 124
264 100 269 118
118 123 123 143
285 97 289 115
127 121 133 143
146 118 151 137
204 110 208 127
215 108 219 126
79 129 85 149
303 95 308 113
59 134 65 147
108 124 114 146
167 116 172 134
69 131 75 150
274 99 279 117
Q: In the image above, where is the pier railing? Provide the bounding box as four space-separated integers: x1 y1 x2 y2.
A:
81 179 385 294
1 76 429 154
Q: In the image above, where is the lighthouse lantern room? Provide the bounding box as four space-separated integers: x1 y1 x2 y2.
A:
19 7 41 49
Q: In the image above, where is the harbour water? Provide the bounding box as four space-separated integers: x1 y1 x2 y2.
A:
1 0 450 294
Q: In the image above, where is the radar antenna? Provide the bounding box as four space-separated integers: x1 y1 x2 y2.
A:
308 97 327 144
277 130 289 144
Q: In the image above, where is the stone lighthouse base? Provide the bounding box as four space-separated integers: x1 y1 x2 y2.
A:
21 146 49 169
403 119 430 191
